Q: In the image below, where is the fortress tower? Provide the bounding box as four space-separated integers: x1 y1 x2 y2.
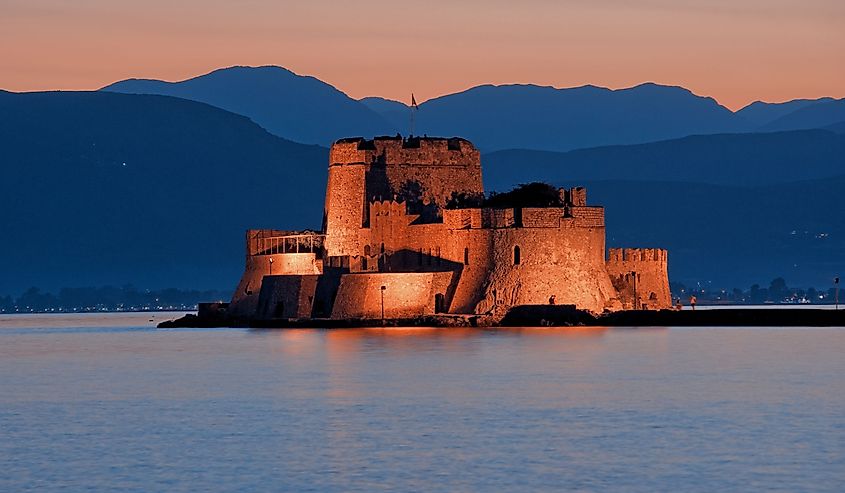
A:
323 136 482 256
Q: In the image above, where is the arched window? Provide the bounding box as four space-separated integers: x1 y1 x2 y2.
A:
513 245 521 265
464 247 470 265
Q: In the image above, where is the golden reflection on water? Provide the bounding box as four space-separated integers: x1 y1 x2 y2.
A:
277 326 611 344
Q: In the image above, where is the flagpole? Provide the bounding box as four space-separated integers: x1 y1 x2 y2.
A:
409 93 418 137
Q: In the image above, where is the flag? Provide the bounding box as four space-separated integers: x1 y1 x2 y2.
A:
411 93 418 110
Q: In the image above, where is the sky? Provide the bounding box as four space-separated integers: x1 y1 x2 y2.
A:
1 0 843 110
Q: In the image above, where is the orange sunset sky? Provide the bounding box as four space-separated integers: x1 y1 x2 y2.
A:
1 0 843 110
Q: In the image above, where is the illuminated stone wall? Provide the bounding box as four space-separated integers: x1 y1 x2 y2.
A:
606 248 671 310
254 275 321 319
330 272 454 319
473 224 620 316
229 244 322 320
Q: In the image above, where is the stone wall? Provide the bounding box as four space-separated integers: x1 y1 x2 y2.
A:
356 200 620 316
570 206 605 228
362 201 492 314
522 208 563 228
443 208 482 230
473 226 621 316
330 272 454 319
228 252 322 319
254 275 320 319
606 248 671 310
482 208 516 228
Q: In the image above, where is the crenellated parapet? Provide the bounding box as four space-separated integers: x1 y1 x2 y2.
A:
559 186 587 206
369 199 408 218
607 248 668 263
443 208 483 230
330 136 480 168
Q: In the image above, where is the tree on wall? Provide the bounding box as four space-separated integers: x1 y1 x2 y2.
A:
396 179 425 213
484 182 564 208
445 190 484 209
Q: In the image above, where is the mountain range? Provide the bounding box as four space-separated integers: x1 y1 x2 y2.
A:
2 65 843 295
102 66 394 147
102 65 845 152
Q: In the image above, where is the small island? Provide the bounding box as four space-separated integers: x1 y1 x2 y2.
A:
169 135 676 328
163 135 844 329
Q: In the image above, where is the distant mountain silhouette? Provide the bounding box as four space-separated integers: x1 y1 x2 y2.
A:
736 97 835 126
759 98 845 132
102 66 843 153
359 96 409 130
102 66 395 146
483 130 845 189
0 90 327 294
409 83 750 152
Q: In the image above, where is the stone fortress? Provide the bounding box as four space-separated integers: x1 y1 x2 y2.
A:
226 135 671 324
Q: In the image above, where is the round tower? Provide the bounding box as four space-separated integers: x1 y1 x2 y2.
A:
323 138 374 257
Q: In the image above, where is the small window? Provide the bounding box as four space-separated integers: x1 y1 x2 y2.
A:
464 247 470 265
513 245 521 265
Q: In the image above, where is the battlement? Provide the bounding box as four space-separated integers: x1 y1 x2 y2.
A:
560 186 587 206
443 208 483 229
442 206 604 230
330 136 480 167
607 248 668 263
369 199 408 217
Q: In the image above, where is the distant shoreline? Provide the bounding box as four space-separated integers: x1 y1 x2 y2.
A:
3 304 842 316
0 308 198 315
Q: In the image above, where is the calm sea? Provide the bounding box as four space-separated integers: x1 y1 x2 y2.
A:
1 313 843 492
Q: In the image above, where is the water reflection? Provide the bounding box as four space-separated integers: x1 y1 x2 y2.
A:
1 315 843 492
271 326 614 357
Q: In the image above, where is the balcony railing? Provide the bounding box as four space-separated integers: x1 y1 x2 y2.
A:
250 233 325 257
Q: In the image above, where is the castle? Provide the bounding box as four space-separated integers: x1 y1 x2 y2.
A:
226 135 670 324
